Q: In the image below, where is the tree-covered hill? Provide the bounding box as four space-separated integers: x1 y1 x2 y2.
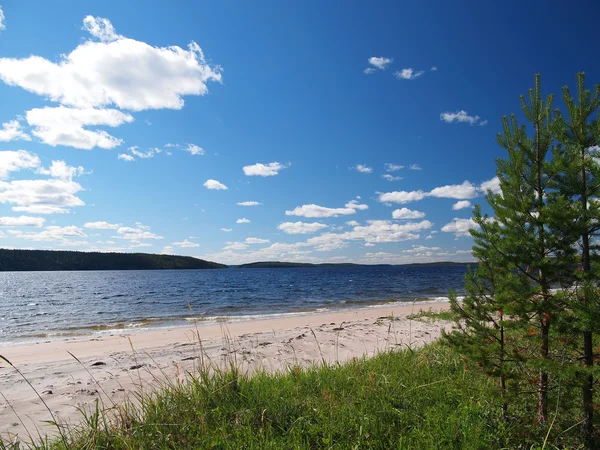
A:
0 249 227 271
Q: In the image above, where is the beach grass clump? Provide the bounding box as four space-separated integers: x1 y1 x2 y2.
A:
7 342 519 450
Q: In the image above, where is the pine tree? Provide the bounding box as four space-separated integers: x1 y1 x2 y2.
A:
552 72 600 444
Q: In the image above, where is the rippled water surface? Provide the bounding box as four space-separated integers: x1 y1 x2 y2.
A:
0 265 469 344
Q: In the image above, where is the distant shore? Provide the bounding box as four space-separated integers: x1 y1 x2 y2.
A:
0 302 451 442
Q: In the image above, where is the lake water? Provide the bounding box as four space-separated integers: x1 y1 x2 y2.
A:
0 265 469 345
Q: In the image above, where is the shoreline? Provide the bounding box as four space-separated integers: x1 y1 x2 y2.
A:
0 302 452 442
0 297 455 349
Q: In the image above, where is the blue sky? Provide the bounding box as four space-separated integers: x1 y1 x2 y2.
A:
0 0 598 265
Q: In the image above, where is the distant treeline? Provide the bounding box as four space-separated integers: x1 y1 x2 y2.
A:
0 249 227 271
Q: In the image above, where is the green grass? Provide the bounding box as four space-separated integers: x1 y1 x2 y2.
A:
1 341 591 449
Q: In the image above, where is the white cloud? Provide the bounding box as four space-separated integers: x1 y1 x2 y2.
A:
10 225 87 242
285 204 356 218
367 57 392 70
0 6 5 32
237 201 262 206
26 106 133 149
0 178 84 214
184 144 204 156
82 16 122 42
236 218 250 224
118 153 135 161
378 190 427 204
0 16 222 111
129 146 159 159
479 176 501 194
37 160 86 181
364 67 376 75
204 179 228 190
245 237 270 244
440 110 483 125
409 164 422 171
116 226 162 240
161 246 175 254
277 221 327 234
385 163 404 172
0 150 41 179
243 162 289 177
392 208 425 219
479 120 488 126
345 199 368 210
441 218 480 237
354 164 372 173
173 239 199 248
429 181 478 199
382 174 402 182
224 242 249 250
220 228 233 232
395 68 424 80
0 120 31 142
346 220 359 227
452 200 472 210
84 221 120 230
431 66 438 71
0 216 45 227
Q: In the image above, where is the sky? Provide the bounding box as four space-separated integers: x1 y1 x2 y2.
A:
0 0 598 265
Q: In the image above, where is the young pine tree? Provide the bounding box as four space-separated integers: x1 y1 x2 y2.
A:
552 72 600 443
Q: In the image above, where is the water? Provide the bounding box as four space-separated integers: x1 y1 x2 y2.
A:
0 265 469 345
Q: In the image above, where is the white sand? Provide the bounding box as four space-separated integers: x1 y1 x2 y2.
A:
0 302 451 443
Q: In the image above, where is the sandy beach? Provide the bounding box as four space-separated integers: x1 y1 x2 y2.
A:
0 302 451 443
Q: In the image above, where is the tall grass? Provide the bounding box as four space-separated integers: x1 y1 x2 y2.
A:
1 320 592 449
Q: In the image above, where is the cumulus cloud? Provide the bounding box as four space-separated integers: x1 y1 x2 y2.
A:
116 226 163 240
245 237 270 244
479 176 501 194
236 218 250 224
382 174 402 182
378 190 428 204
409 164 422 171
82 16 122 42
392 208 425 219
354 164 372 173
345 200 368 210
37 160 86 181
0 150 41 179
26 106 133 149
224 242 248 250
440 110 484 125
173 239 199 248
429 181 478 199
128 146 160 159
395 68 424 80
0 120 31 142
84 221 120 230
237 201 261 206
285 204 356 218
0 216 45 227
365 57 392 73
204 179 228 190
0 16 222 111
0 6 5 32
118 153 135 161
184 144 204 156
452 200 472 210
0 178 85 214
379 181 477 204
277 221 327 234
243 162 289 177
9 225 87 242
441 218 480 237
